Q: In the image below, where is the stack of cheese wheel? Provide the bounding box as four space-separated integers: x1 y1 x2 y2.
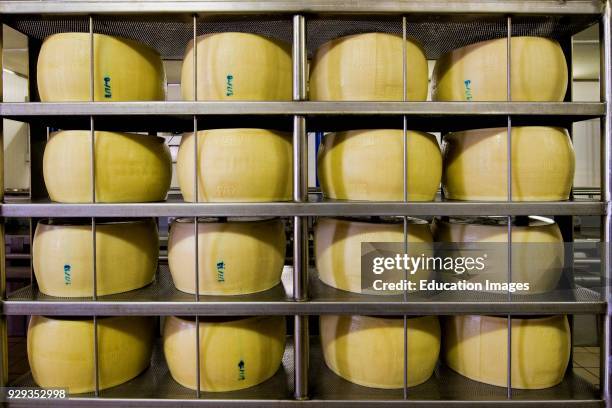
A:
43 130 172 203
28 316 154 393
310 32 428 101
182 32 292 100
37 33 165 101
33 218 158 297
444 315 570 389
432 37 568 101
168 217 286 295
315 217 434 294
177 129 292 202
318 129 442 201
433 216 564 294
442 126 575 201
163 316 286 391
321 315 440 388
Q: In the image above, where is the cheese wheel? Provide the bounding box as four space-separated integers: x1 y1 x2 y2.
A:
433 217 564 294
37 33 165 102
182 33 291 101
28 316 154 393
44 130 172 203
432 36 568 101
444 315 570 389
318 129 442 201
314 217 434 294
310 33 428 101
442 126 574 201
168 217 286 295
177 129 292 202
163 316 286 392
321 315 440 388
33 219 158 297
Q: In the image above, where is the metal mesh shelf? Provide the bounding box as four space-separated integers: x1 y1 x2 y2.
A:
6 337 601 406
3 265 605 315
1 11 599 60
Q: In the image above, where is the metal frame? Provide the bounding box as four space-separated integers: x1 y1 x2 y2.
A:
0 0 609 406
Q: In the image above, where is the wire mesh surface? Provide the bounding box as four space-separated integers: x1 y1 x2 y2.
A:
5 14 597 60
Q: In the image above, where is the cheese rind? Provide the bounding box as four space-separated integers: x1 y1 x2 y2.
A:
433 217 564 294
182 32 292 101
432 36 568 101
168 218 286 295
28 316 154 393
442 126 575 201
318 129 442 201
444 315 570 389
163 316 286 392
320 315 440 388
33 219 158 297
315 217 434 294
37 33 165 102
310 33 428 101
177 129 292 202
43 130 172 203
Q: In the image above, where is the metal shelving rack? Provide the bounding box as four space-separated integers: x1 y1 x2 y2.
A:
0 0 610 406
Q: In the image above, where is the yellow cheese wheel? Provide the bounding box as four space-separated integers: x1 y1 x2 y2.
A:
168 217 286 295
44 130 172 203
37 33 165 102
177 129 292 202
163 316 286 392
444 315 570 389
318 129 442 201
321 315 440 388
314 217 434 294
433 217 564 294
182 33 292 101
432 36 568 101
28 316 154 393
310 33 428 101
33 218 158 297
442 126 574 201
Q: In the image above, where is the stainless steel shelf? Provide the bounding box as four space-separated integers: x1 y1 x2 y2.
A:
1 196 605 217
7 337 601 407
3 265 605 315
0 0 603 15
1 102 604 117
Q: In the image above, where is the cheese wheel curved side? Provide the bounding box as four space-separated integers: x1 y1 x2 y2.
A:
37 33 165 102
444 315 570 389
310 33 428 101
314 217 433 293
163 316 286 391
442 126 574 201
320 315 440 388
28 316 154 393
433 217 564 294
432 36 567 101
318 129 442 201
168 218 286 295
182 32 292 101
177 129 292 202
43 130 172 203
33 219 158 297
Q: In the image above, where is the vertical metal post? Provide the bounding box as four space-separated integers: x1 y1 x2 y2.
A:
401 15 409 400
88 15 100 398
506 15 513 400
600 1 612 404
0 22 7 388
192 13 202 398
293 14 309 401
